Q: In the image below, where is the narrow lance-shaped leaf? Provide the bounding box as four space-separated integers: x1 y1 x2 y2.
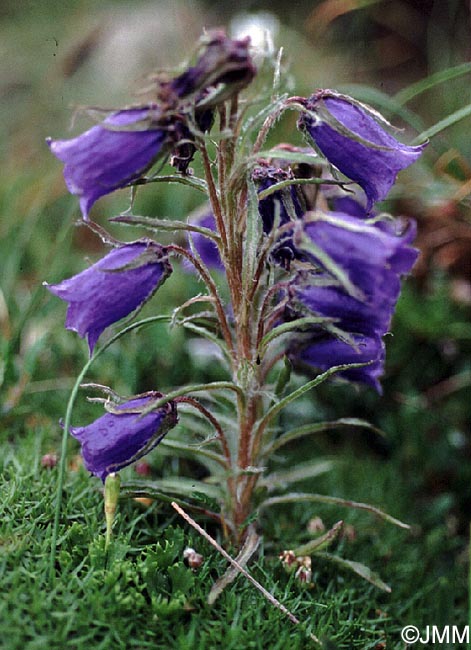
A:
242 177 263 291
259 492 410 529
292 520 344 556
259 459 335 490
266 418 387 454
314 552 391 593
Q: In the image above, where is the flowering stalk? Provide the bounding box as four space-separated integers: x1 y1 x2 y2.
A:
47 31 425 569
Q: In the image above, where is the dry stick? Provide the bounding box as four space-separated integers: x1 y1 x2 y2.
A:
171 502 322 647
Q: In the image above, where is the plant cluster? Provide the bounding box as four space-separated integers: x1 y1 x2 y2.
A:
46 31 426 567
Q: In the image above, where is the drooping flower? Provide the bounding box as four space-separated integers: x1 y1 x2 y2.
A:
252 164 307 267
300 212 418 301
287 211 419 391
170 30 256 100
253 164 304 233
46 241 172 353
47 107 169 218
298 91 427 211
70 394 177 481
290 331 385 392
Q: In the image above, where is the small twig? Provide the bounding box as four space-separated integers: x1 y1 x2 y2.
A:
171 502 322 646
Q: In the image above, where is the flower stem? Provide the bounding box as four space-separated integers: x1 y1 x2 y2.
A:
49 315 172 583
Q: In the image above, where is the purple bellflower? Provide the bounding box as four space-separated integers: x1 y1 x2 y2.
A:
253 164 304 233
300 213 418 302
170 30 256 100
70 394 178 481
46 241 172 354
290 332 385 392
287 211 418 391
47 107 169 219
298 91 427 212
253 164 307 267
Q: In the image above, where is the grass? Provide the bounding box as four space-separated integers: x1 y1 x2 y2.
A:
1 397 467 650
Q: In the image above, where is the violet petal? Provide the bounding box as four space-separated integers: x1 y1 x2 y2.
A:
299 92 427 211
48 108 168 218
46 241 171 353
70 395 177 481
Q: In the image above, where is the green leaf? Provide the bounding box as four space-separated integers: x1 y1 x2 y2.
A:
413 102 471 143
258 316 333 357
181 321 230 363
253 149 321 166
146 526 185 569
122 477 223 501
259 492 410 529
394 62 471 106
132 173 208 193
266 418 386 454
260 460 334 490
111 214 221 241
168 564 195 595
158 438 227 466
254 362 371 442
257 176 352 201
274 356 292 398
292 520 344 555
242 177 262 294
315 552 391 593
240 94 289 139
138 381 244 418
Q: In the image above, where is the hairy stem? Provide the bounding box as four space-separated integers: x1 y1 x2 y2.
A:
167 244 235 360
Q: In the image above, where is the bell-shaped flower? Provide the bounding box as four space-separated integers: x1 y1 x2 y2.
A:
290 331 385 392
253 164 306 267
253 164 304 233
46 241 172 353
47 107 169 219
170 30 256 101
298 91 427 211
287 211 418 391
70 394 178 481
